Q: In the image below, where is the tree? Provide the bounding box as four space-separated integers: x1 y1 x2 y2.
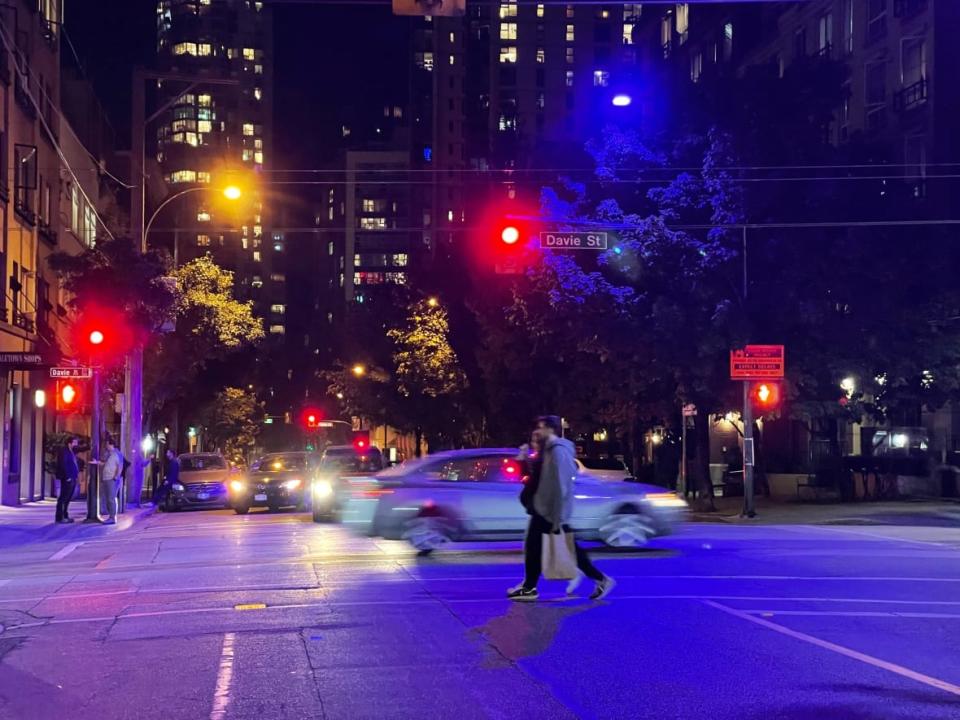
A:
199 387 263 465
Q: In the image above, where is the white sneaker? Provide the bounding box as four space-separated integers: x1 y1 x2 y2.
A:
506 582 525 596
590 575 616 600
566 571 584 596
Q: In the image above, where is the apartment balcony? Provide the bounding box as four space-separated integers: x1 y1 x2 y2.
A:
894 79 928 112
12 310 35 334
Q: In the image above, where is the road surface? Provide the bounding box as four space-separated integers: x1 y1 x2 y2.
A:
1 508 959 719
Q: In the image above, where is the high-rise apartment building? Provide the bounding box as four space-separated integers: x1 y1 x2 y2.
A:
154 0 279 319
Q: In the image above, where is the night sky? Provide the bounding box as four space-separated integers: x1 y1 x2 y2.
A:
64 0 411 169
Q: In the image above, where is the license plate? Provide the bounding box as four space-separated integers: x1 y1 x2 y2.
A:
197 492 209 500
254 493 267 502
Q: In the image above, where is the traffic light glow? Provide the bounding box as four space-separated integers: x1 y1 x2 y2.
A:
501 225 520 245
89 330 104 346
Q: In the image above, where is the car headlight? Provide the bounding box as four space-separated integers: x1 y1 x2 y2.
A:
646 492 687 509
172 483 185 493
229 479 246 492
313 479 333 498
283 478 302 491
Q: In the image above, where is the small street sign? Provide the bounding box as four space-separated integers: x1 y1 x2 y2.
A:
682 403 698 417
317 421 334 428
539 232 609 251
50 366 93 379
730 345 785 380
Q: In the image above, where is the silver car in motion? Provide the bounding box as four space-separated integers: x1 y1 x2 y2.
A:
342 448 687 553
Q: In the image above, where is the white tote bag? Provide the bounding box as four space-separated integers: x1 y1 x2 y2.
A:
542 530 578 580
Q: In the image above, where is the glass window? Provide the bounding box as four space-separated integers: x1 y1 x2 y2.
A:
536 3 544 17
842 0 854 54
566 4 574 18
270 304 286 314
360 217 387 230
819 13 833 55
565 70 574 87
243 47 256 60
500 22 517 40
499 46 517 63
172 42 197 56
723 22 734 61
593 70 610 86
198 43 212 56
169 170 197 183
623 23 634 45
566 24 575 42
902 38 926 87
197 234 211 246
566 47 574 63
269 324 284 334
691 52 703 82
499 3 517 19
536 48 545 63
675 3 689 43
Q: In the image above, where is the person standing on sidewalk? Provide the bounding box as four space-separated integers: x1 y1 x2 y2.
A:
507 416 615 602
54 437 81 524
99 437 124 525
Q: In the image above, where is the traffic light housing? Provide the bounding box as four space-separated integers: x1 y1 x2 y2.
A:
55 380 82 412
303 408 322 429
352 430 370 452
750 382 781 411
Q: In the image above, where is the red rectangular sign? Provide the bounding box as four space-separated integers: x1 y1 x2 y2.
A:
730 345 785 379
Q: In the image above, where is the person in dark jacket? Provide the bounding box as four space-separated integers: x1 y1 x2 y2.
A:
155 449 180 510
55 437 81 523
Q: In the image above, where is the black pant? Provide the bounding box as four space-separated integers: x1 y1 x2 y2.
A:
56 479 77 522
523 513 604 590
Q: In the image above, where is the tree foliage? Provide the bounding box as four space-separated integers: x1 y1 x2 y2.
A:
199 386 263 463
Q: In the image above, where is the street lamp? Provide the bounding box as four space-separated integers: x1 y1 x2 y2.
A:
612 93 632 107
352 364 366 378
222 185 242 201
427 297 439 308
143 185 243 258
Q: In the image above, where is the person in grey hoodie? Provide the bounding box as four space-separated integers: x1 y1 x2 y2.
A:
507 415 615 602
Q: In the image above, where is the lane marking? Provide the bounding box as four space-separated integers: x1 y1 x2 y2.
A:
234 603 266 611
48 542 83 561
703 600 960 698
813 525 960 550
745 609 960 619
209 632 236 720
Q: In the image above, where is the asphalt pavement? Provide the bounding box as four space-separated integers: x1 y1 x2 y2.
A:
1 507 959 720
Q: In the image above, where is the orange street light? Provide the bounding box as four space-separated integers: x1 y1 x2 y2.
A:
351 364 366 378
222 185 242 201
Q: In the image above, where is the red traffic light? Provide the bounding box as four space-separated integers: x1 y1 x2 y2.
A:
750 382 781 410
352 430 370 452
89 330 104 346
500 225 520 245
302 408 323 429
56 381 81 412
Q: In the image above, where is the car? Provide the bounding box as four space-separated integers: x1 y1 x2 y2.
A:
311 445 384 522
575 457 635 483
228 451 319 514
164 453 234 510
341 448 687 554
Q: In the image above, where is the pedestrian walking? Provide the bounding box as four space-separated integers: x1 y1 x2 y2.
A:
54 436 81 524
155 449 180 511
507 415 615 602
99 437 124 525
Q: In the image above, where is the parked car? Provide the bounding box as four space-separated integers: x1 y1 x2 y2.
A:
228 452 319 514
312 445 384 522
163 453 233 510
575 457 634 483
341 448 686 554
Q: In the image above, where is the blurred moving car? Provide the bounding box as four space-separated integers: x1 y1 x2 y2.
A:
575 457 634 483
342 448 686 553
228 452 318 514
312 445 384 522
164 453 233 510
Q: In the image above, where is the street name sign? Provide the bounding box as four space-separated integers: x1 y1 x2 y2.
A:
50 366 93 379
730 345 785 379
540 232 608 251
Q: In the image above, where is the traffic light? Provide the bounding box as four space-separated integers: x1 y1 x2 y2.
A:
500 224 520 246
352 430 370 452
303 408 322 429
55 381 82 412
750 382 781 411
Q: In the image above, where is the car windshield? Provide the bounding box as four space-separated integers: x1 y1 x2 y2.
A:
321 450 383 474
580 458 626 471
377 456 444 478
179 455 227 471
257 454 308 472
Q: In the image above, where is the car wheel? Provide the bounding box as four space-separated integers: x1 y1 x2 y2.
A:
402 511 455 554
234 505 250 515
164 495 177 513
598 505 654 548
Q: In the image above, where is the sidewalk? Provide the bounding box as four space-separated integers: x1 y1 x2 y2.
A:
690 494 960 526
0 498 156 548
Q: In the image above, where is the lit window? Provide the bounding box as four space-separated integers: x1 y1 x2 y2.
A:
252 276 263 288
197 171 210 183
500 22 518 40
242 149 253 162
254 64 263 75
243 47 255 60
676 3 689 43
601 9 610 18
253 251 262 262
254 151 264 165
198 94 212 107
447 209 454 221
198 43 212 56
449 31 455 42
197 210 211 222
254 87 262 100
269 324 285 335
197 120 212 133
623 23 634 45
566 24 575 42
169 170 197 183
197 234 211 246
661 13 672 56
415 52 434 71
243 123 255 136
271 273 286 282
499 3 517 19
566 47 574 63
499 46 517 63
254 138 263 149
449 54 455 65
593 70 610 87
536 48 545 63
362 199 382 212
566 4 574 18
565 70 574 87
172 42 197 56
691 52 703 82
360 217 387 230
537 3 544 17
270 304 286 314
254 225 263 237
723 22 734 61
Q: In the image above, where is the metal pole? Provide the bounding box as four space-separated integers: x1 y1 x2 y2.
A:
741 224 756 518
84 369 101 523
680 405 687 497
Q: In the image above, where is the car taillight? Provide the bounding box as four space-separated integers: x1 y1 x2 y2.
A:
357 488 394 498
502 459 520 480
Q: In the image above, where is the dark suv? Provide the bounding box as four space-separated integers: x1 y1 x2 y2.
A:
229 452 319 514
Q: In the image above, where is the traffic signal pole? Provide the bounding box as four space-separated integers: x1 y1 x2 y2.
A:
741 226 756 518
84 368 101 523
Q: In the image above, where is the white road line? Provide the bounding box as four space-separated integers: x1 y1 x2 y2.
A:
813 525 960 550
743 610 960 619
47 542 83 561
703 600 960 698
210 632 236 720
